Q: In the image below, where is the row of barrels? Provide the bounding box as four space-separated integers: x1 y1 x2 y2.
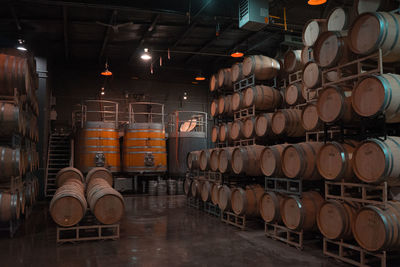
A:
50 167 125 227
0 101 39 141
188 137 400 185
0 146 39 181
0 52 39 115
210 85 282 117
186 177 400 252
0 176 39 222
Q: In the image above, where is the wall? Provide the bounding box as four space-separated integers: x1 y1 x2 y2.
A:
52 65 210 126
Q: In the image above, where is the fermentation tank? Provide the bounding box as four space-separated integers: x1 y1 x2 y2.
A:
167 111 207 178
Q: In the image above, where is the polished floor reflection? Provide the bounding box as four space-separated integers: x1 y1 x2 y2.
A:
0 195 347 267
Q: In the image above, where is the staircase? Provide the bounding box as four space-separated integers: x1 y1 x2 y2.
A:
45 133 72 197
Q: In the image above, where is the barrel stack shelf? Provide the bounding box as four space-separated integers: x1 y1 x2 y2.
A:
0 51 40 238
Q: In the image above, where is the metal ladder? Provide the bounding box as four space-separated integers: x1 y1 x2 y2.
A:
45 133 72 197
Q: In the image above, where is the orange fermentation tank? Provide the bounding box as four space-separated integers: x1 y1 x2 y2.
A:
123 102 167 174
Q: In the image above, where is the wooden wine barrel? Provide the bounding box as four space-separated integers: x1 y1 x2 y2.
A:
255 113 275 138
49 180 87 227
86 178 124 224
19 190 25 215
301 46 314 65
210 99 218 117
190 179 202 198
199 149 212 171
243 85 282 111
184 177 192 196
354 0 398 16
218 147 234 173
55 167 84 188
352 201 400 252
314 31 352 68
231 145 263 176
0 102 24 136
218 185 233 211
302 19 327 47
302 62 321 89
284 50 303 73
317 200 358 240
209 74 218 92
260 144 289 177
352 74 400 123
219 122 232 143
218 95 233 115
86 167 113 186
0 192 20 222
327 7 350 31
211 125 219 143
0 147 22 181
242 55 281 80
353 136 400 185
209 149 220 172
282 191 324 231
211 183 221 205
0 54 28 97
301 103 322 131
187 150 201 170
230 120 244 141
317 86 356 124
231 62 244 83
242 117 256 139
218 68 232 89
282 142 324 180
201 180 211 202
285 83 305 106
260 191 286 223
317 140 359 181
349 12 400 62
231 185 264 216
271 109 305 137
231 92 243 111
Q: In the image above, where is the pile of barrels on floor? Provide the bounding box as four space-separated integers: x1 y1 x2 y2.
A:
50 167 125 227
148 179 184 196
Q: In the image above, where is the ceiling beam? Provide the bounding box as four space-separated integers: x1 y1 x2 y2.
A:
98 10 117 63
185 23 236 64
129 14 160 63
63 6 68 60
8 3 22 31
172 0 213 48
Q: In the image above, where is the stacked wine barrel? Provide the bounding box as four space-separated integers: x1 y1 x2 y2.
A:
0 50 39 225
50 167 125 227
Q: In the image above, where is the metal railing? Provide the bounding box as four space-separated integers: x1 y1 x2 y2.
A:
167 111 208 134
128 102 164 126
72 100 119 129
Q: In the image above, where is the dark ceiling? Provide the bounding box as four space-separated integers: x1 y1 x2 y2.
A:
0 0 353 76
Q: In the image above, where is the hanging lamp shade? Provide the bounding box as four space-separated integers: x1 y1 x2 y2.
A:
101 69 112 76
231 51 244 58
308 0 327 5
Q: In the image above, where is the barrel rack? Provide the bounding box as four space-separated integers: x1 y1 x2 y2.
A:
56 214 120 244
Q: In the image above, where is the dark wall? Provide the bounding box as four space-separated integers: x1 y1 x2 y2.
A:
52 64 210 125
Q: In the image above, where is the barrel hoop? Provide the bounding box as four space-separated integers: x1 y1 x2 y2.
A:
370 139 391 180
304 142 317 177
126 151 166 154
251 56 256 75
84 145 119 148
386 73 400 116
125 146 166 149
334 142 348 179
127 129 164 133
292 196 305 231
124 166 167 169
374 75 392 113
387 12 400 55
84 129 116 132
86 137 119 140
375 13 387 54
84 151 119 154
387 137 400 177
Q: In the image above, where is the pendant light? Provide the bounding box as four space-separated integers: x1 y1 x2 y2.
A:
101 61 112 76
308 0 327 5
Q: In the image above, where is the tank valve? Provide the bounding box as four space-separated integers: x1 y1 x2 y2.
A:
95 153 106 167
144 152 154 166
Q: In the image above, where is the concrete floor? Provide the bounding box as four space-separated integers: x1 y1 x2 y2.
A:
0 195 350 267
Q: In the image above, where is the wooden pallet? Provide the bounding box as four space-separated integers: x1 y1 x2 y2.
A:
234 75 256 92
57 223 120 243
0 176 24 193
306 128 341 142
233 138 256 147
325 181 388 206
323 238 387 267
265 222 305 250
187 197 204 210
265 177 303 195
234 106 256 120
221 211 247 229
